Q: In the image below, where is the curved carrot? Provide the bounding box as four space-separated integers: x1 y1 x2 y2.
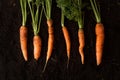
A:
62 26 71 61
95 23 104 65
33 35 42 60
78 29 85 64
20 26 28 61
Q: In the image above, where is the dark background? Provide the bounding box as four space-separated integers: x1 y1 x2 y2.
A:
0 0 120 80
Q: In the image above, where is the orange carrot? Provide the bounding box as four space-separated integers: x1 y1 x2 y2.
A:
33 35 42 60
95 23 104 65
62 26 71 61
78 29 85 64
20 26 28 61
42 19 54 72
46 19 54 62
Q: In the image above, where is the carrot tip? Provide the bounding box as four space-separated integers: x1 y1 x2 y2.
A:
42 60 48 73
67 59 69 69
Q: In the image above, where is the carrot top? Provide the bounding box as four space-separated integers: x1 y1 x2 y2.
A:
56 0 89 29
90 0 101 23
28 0 43 35
20 0 27 26
42 0 52 20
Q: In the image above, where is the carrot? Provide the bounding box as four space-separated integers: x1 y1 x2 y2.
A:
95 23 104 65
42 19 54 72
28 0 43 60
42 0 54 72
20 26 28 61
33 35 42 60
19 0 28 61
78 29 85 64
62 26 71 64
90 0 105 65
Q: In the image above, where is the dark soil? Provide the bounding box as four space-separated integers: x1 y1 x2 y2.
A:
0 0 120 80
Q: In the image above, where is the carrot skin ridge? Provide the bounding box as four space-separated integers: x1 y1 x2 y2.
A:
20 26 28 61
33 35 42 60
95 23 104 66
78 29 85 64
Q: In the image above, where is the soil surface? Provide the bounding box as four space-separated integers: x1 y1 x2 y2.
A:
0 0 120 80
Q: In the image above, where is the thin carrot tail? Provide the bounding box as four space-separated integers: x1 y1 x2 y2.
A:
95 23 104 66
78 29 85 64
33 35 42 60
79 47 84 64
42 60 48 73
67 58 69 69
20 26 28 61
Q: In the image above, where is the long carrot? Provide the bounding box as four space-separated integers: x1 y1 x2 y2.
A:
62 26 71 64
61 10 71 67
78 28 85 64
90 0 104 65
42 0 54 72
33 35 42 60
20 26 28 61
19 0 28 61
95 23 104 65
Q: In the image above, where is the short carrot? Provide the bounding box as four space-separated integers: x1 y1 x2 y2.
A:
20 26 28 61
78 29 85 64
90 0 105 65
77 0 85 64
19 0 28 61
33 35 42 60
28 0 43 60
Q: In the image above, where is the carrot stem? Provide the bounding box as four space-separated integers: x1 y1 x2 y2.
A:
90 0 101 23
20 0 27 26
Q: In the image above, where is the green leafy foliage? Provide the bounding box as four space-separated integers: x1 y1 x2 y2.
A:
56 0 89 22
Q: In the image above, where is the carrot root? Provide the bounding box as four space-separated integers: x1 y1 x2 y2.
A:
95 23 104 66
20 26 28 61
46 20 54 62
33 35 42 60
62 26 71 68
78 29 85 64
62 26 71 60
43 19 54 72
